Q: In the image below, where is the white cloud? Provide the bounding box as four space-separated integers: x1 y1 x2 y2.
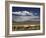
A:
12 11 21 14
12 11 33 15
22 11 29 14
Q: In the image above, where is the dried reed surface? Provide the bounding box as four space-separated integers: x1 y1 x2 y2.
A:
12 21 40 31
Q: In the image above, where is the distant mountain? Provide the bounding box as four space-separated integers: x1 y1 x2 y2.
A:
12 16 40 22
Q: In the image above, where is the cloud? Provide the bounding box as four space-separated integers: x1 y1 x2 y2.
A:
12 11 33 16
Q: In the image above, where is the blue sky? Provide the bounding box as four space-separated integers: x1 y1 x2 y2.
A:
12 7 40 16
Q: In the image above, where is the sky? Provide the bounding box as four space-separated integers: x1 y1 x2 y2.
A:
12 7 40 13
12 7 40 22
12 7 40 16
